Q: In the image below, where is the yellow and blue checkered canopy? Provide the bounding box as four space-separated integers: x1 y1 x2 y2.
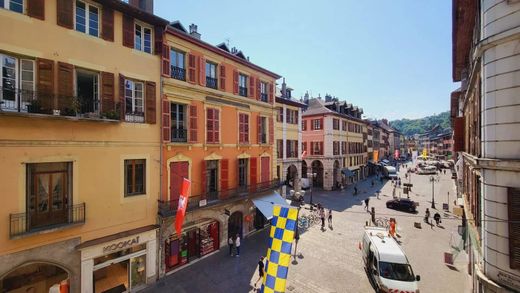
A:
260 205 298 293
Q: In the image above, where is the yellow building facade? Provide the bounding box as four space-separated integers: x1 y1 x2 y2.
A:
0 1 166 292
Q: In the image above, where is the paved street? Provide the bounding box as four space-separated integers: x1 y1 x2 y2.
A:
144 164 471 293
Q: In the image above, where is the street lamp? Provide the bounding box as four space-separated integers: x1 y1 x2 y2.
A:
429 175 436 209
307 172 317 210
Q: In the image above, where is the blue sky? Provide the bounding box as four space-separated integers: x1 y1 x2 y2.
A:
154 1 455 120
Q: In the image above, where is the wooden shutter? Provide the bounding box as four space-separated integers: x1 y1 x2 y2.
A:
256 79 261 101
27 0 45 20
188 54 196 84
206 108 213 143
268 82 274 104
36 58 55 113
101 72 115 113
220 159 229 192
201 160 207 200
189 105 198 143
119 74 126 120
214 109 220 143
319 118 324 130
269 117 274 144
320 142 324 155
219 64 226 91
249 76 255 98
509 188 520 269
162 44 170 77
56 0 73 29
238 114 244 143
257 116 262 144
145 81 156 124
57 62 74 112
250 157 257 186
101 7 114 41
162 98 170 142
154 26 164 55
199 56 206 86
244 114 249 143
122 15 134 48
233 69 239 95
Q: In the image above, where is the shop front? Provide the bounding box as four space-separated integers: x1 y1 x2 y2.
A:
77 225 158 293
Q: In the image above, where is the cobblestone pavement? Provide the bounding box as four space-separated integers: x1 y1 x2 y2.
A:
144 165 471 293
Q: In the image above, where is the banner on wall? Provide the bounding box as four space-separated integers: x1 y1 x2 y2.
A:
394 149 400 159
373 150 379 163
175 178 191 237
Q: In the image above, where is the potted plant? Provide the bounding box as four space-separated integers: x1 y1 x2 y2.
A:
27 100 42 113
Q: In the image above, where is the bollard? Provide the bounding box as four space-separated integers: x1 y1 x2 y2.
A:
371 207 375 224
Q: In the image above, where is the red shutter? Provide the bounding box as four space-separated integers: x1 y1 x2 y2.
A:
154 26 164 55
36 58 55 113
27 0 45 20
101 6 114 41
256 79 261 101
189 105 198 143
101 72 115 113
219 64 226 91
145 81 156 124
233 69 239 95
249 76 255 98
257 116 262 144
269 117 274 144
320 142 324 155
56 0 73 29
238 114 244 143
119 74 126 120
250 157 257 186
199 56 206 86
162 44 170 77
220 159 229 192
244 114 249 143
57 62 74 112
206 108 213 143
302 119 307 131
122 15 134 48
268 83 274 104
188 54 196 84
201 160 207 200
214 109 220 143
162 99 170 142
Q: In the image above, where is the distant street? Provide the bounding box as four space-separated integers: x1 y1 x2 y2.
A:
144 164 471 293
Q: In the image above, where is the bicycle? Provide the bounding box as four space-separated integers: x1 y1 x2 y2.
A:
297 216 309 229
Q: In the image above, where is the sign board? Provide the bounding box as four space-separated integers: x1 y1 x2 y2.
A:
199 199 207 207
103 236 140 254
498 271 520 291
403 183 413 187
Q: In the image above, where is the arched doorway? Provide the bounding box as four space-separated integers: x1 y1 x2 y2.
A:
333 160 340 189
286 164 298 187
228 211 243 240
301 161 308 178
1 262 69 292
311 160 324 188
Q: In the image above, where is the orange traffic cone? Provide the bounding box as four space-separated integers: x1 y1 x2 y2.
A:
358 242 362 250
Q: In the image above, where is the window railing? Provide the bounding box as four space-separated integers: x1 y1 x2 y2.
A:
9 203 86 239
171 128 188 142
260 93 268 102
171 66 186 81
239 86 248 97
261 133 267 144
158 180 281 217
124 111 144 123
206 77 217 89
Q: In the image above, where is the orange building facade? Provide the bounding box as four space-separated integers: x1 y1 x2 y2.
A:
157 23 281 276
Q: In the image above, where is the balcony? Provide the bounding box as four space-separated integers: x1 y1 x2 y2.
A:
0 87 120 121
158 180 280 217
171 128 188 143
239 86 248 97
9 203 86 239
206 76 218 89
171 66 186 81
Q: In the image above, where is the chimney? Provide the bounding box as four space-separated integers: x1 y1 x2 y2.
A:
128 0 153 14
382 119 388 125
189 24 201 39
281 78 287 98
231 47 238 54
325 94 332 102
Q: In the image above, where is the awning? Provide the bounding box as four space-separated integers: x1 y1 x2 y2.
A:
341 168 355 177
252 192 291 220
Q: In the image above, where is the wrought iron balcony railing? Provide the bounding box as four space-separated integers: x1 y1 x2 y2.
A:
171 66 186 81
239 86 248 97
171 128 188 142
206 77 217 89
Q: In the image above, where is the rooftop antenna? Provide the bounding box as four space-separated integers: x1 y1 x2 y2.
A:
225 38 230 48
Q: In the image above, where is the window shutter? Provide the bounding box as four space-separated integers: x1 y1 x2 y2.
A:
219 64 226 91
199 56 206 86
101 6 114 41
201 160 207 199
36 58 55 113
214 109 220 143
257 116 262 144
249 76 255 98
302 119 306 131
220 159 229 192
244 114 249 143
256 79 261 101
162 44 170 77
145 81 156 124
233 69 239 95
101 72 115 113
320 118 324 130
56 0 73 29
119 74 126 120
268 82 274 104
27 0 45 20
122 15 134 48
250 157 257 186
57 62 74 112
189 105 198 143
206 108 213 143
154 26 164 55
162 98 170 142
269 117 274 144
509 188 520 269
320 141 324 155
188 54 196 84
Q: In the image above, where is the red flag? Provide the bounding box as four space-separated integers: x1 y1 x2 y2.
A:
175 178 191 237
394 149 400 159
301 150 307 159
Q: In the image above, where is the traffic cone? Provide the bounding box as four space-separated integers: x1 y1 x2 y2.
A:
358 241 362 250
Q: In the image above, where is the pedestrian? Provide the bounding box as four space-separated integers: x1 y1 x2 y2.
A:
376 190 380 199
371 180 374 187
327 209 333 226
425 208 431 228
320 208 325 229
254 256 265 289
235 234 241 256
228 236 234 256
434 212 441 226
364 198 370 211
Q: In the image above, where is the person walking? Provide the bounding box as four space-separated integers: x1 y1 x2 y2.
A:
354 185 358 195
320 207 325 229
254 256 265 289
235 234 241 256
364 198 370 211
228 236 234 256
327 209 333 227
434 212 441 226
425 208 432 228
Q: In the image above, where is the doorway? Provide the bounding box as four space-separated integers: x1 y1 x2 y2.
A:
76 69 99 114
228 211 243 240
206 160 218 201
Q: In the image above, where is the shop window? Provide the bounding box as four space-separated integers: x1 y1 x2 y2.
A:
124 159 146 196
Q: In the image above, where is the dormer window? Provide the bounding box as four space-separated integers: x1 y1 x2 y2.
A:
135 23 152 54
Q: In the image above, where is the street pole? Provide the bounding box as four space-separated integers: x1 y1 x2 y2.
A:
431 176 436 209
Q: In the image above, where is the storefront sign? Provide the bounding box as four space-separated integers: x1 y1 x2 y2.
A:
498 271 520 291
103 236 140 254
199 199 207 207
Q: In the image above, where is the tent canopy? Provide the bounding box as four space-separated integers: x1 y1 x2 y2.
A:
252 192 291 220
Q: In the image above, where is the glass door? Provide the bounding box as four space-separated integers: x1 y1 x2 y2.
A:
129 255 146 291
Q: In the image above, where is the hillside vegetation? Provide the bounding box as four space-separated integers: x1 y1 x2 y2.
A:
389 111 451 136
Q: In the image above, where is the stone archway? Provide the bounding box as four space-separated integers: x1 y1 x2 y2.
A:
1 262 70 292
311 160 324 188
228 211 243 240
286 164 298 187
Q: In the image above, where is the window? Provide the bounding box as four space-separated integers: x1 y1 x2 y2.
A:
286 109 297 124
135 23 152 54
333 118 339 130
206 160 218 199
206 108 220 143
277 107 283 122
238 74 247 97
170 49 186 81
171 103 187 142
286 140 297 158
311 142 322 155
260 81 268 102
277 140 283 158
333 141 339 155
312 119 322 130
76 69 99 115
238 113 249 144
124 79 144 123
259 116 267 144
125 159 146 196
341 141 347 154
302 119 307 131
1 0 23 13
205 62 217 89
75 1 99 37
342 120 347 131
238 159 248 188
0 54 35 112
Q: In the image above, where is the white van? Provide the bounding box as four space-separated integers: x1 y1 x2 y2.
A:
361 227 420 293
382 166 398 179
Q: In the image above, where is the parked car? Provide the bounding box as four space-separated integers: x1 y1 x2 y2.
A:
386 198 418 213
